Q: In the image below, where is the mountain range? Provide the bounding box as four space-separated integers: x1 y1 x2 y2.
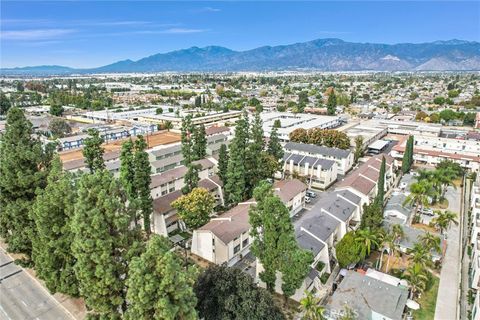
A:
2 38 480 75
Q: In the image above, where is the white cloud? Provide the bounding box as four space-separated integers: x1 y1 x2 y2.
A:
161 28 207 34
199 7 221 13
1 29 76 41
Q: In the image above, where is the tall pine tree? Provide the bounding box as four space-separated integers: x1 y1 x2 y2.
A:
32 156 79 296
72 170 142 318
181 115 194 166
83 129 105 173
134 136 153 235
120 139 136 202
225 111 249 205
267 126 283 162
0 107 50 259
245 112 265 197
217 144 229 186
375 156 386 206
125 235 197 320
192 124 207 161
249 181 312 296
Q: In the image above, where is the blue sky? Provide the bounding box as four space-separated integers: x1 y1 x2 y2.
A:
1 1 479 68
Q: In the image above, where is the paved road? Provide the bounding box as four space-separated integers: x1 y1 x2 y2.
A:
434 186 462 320
0 249 73 320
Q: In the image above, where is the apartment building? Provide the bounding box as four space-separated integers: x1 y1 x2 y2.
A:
470 174 480 295
336 154 395 206
284 142 354 175
258 189 362 302
282 152 337 190
191 179 307 266
151 176 223 237
149 158 216 199
391 135 480 172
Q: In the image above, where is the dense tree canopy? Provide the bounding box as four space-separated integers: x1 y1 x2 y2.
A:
172 187 215 229
289 128 350 150
194 265 285 320
125 235 197 320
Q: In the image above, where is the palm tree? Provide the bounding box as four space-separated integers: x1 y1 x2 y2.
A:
391 224 405 242
381 233 399 273
354 228 380 259
430 210 458 234
403 180 434 215
408 242 433 269
405 263 429 299
419 232 441 253
163 120 173 132
300 291 325 320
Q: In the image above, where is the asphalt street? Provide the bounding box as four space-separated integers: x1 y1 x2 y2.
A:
0 249 73 320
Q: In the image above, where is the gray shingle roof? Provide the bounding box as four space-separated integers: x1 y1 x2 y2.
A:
326 271 408 320
285 142 351 159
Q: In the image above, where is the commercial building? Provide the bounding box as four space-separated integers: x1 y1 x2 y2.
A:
259 112 341 142
140 110 242 129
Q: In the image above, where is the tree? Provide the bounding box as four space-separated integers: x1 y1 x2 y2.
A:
405 263 429 298
155 107 163 114
163 120 173 131
49 104 64 116
360 202 383 230
408 242 433 269
31 157 78 296
49 118 72 138
172 187 215 229
430 210 458 234
181 115 194 166
225 111 249 205
249 182 313 296
327 90 337 115
375 156 386 206
353 135 364 163
72 170 142 318
134 136 153 234
300 291 325 320
120 139 136 202
354 228 380 259
273 119 281 128
217 144 229 186
403 180 433 213
125 235 197 320
289 128 309 143
267 125 284 162
192 124 207 161
82 129 105 173
402 136 414 173
0 93 11 115
433 96 446 105
0 107 50 259
335 232 362 268
419 232 441 253
194 265 285 320
183 163 200 194
246 112 266 197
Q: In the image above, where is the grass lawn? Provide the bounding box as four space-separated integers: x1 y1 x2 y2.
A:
412 276 440 320
431 198 449 209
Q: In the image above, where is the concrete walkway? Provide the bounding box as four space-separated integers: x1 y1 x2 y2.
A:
434 187 462 320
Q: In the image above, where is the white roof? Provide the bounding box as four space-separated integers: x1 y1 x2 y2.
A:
365 269 402 287
368 139 390 150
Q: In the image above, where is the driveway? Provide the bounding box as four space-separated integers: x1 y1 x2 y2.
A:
434 186 462 320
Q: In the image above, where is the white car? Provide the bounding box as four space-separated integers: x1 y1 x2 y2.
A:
305 196 311 204
307 190 317 198
419 208 434 216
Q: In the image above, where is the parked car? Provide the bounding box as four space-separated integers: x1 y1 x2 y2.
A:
305 196 311 204
419 207 434 216
307 190 317 198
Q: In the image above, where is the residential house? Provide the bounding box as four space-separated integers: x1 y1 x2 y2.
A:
324 271 408 320
273 179 308 217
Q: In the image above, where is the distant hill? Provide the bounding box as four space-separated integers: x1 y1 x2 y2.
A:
2 38 480 75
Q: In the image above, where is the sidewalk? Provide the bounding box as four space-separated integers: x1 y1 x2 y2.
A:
434 187 462 320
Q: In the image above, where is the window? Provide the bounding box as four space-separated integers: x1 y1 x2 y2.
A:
242 238 249 247
234 244 240 254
